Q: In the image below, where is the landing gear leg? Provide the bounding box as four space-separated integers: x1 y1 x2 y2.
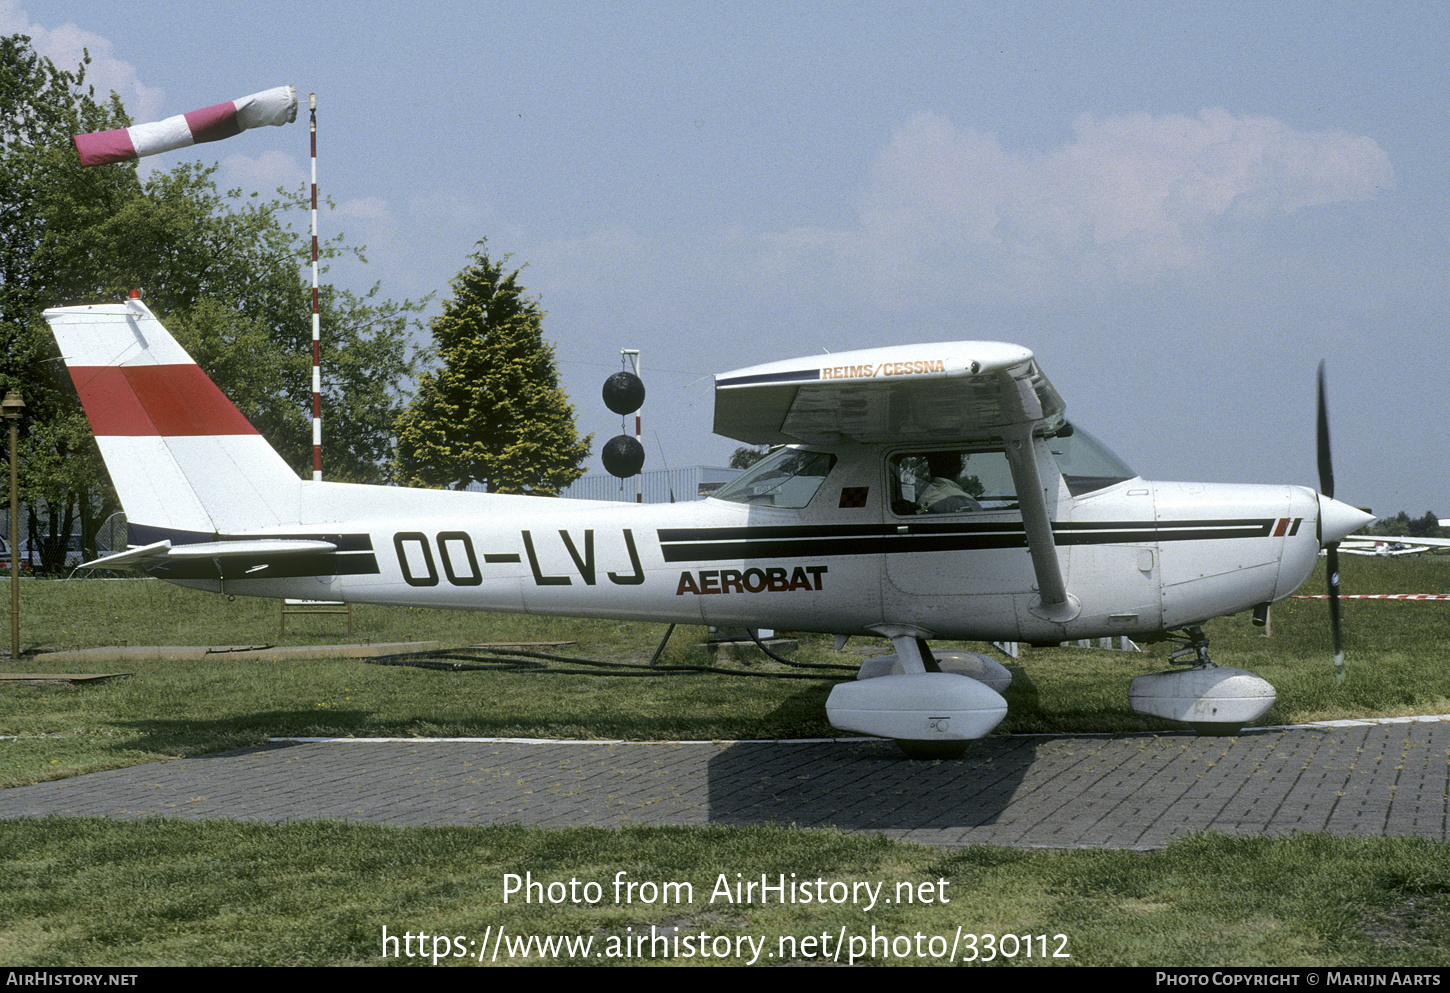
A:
891 637 967 757
1168 625 1212 668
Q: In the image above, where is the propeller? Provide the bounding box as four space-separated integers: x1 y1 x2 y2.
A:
1317 361 1345 683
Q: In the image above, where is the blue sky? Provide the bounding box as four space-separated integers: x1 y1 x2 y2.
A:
9 1 1447 518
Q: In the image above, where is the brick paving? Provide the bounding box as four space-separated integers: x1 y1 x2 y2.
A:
3 720 1446 848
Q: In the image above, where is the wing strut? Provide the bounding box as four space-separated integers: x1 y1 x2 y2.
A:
999 374 1079 624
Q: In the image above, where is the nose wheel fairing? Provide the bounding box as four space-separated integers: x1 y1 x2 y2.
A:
1127 626 1276 735
1128 665 1276 735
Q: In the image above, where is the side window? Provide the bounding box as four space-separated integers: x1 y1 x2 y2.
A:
890 450 1018 515
714 447 837 509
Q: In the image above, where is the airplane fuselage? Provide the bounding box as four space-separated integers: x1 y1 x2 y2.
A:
148 447 1323 645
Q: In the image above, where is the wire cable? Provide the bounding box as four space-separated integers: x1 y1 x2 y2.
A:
369 631 859 679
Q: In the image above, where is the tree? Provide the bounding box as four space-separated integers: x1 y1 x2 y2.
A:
394 246 591 494
0 35 135 571
0 35 420 569
88 172 422 484
1366 511 1443 539
163 274 421 484
729 445 768 469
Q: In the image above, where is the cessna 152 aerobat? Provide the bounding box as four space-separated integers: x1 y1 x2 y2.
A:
44 297 1372 755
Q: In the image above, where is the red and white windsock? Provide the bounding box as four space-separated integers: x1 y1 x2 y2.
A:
73 85 298 167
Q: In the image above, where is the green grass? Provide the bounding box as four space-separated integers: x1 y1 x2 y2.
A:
0 573 666 651
0 651 840 788
0 821 1446 966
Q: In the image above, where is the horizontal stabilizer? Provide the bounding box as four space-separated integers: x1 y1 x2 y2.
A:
80 538 338 571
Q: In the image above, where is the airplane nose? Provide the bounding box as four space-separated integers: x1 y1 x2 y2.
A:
1319 496 1374 546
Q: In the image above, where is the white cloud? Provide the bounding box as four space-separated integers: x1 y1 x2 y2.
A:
529 225 651 296
339 196 390 220
767 108 1394 300
0 1 164 121
222 150 307 193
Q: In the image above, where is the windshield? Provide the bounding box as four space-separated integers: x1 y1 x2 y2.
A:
1049 423 1137 495
714 447 837 508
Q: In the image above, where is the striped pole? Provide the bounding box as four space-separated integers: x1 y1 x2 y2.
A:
310 93 321 481
622 349 641 502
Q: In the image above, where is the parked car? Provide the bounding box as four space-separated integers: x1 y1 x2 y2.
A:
20 535 85 572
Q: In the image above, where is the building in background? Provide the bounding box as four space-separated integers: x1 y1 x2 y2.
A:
560 466 740 504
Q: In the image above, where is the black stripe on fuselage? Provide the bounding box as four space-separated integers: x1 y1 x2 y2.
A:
657 518 1281 563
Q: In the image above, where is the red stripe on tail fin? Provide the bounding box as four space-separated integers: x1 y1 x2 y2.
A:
69 366 258 437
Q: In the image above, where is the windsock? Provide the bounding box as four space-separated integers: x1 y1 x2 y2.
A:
74 85 297 167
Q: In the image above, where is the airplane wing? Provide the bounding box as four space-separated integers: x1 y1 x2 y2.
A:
713 342 1066 445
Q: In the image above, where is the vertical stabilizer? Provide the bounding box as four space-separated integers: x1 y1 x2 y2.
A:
44 298 302 537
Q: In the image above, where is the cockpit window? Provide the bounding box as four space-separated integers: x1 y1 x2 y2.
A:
714 447 837 508
888 424 1136 514
1049 423 1136 495
890 449 1018 515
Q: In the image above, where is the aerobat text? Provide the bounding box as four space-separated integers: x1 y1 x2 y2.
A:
676 566 829 596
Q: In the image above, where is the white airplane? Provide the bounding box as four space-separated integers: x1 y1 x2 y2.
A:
44 296 1372 755
1339 537 1450 556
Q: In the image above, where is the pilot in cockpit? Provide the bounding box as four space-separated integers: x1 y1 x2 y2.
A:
916 451 983 514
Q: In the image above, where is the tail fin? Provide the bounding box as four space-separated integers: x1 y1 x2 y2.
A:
44 297 302 538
